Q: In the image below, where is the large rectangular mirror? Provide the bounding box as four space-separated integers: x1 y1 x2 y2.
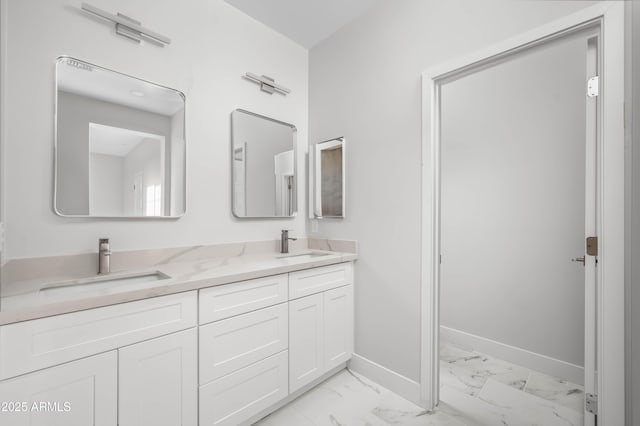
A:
55 57 186 218
231 109 297 218
311 137 345 218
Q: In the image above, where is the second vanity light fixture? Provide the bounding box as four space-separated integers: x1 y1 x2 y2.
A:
243 72 291 96
80 2 171 46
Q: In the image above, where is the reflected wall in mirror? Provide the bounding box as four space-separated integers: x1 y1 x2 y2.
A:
55 57 186 218
311 137 345 218
231 109 297 218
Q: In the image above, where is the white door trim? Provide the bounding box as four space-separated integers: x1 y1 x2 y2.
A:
420 3 625 425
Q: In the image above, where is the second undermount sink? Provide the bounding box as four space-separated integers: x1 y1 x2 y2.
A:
40 271 171 295
277 251 331 260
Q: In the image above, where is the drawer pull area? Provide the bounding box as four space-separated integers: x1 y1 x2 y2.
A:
289 262 352 300
0 292 197 379
199 303 288 383
199 274 288 324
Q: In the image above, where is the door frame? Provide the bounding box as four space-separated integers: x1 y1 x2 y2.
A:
420 2 625 424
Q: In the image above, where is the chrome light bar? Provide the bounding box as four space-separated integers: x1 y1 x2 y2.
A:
81 2 171 45
244 72 291 95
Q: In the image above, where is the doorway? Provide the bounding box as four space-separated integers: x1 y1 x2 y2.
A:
420 3 625 424
437 27 596 426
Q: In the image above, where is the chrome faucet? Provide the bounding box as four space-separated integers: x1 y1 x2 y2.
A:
98 238 111 274
280 230 297 254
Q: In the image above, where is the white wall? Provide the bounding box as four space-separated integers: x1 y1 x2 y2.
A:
56 91 91 215
170 111 185 216
90 153 124 216
440 36 586 367
3 0 308 258
627 1 640 424
309 0 598 382
0 0 6 275
274 150 294 216
122 139 163 216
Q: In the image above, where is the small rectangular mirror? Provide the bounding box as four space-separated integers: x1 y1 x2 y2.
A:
54 57 186 218
311 137 345 218
231 109 297 218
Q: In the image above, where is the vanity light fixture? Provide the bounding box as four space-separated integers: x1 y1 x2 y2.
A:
243 72 291 96
80 2 171 46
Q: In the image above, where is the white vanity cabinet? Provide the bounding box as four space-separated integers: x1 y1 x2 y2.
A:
289 263 354 393
0 291 197 379
0 292 198 426
198 274 290 426
0 351 117 426
0 260 355 426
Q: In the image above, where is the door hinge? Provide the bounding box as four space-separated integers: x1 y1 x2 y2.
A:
586 236 598 256
586 393 598 415
587 76 599 97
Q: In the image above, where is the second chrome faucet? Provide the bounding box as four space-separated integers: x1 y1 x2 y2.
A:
280 230 297 254
98 238 111 274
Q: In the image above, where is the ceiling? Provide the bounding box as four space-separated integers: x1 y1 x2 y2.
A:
224 0 379 48
89 123 164 157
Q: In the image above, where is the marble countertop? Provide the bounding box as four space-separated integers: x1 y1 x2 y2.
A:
0 249 357 326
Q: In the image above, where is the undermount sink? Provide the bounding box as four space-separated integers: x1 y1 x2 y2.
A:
277 251 331 260
40 271 170 295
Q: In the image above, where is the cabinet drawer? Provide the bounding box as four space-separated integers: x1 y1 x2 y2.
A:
199 350 288 426
0 292 197 379
199 274 288 324
199 303 288 384
289 262 353 300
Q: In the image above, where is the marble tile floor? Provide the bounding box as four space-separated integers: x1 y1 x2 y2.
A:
254 344 584 426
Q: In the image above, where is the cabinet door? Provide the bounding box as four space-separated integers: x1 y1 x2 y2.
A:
119 329 197 426
0 351 117 426
289 293 324 393
324 284 354 370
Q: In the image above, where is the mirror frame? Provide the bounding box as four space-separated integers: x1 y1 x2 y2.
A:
53 56 187 219
310 136 346 219
230 109 298 219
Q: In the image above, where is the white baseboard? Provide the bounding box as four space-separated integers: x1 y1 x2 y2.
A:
348 354 422 405
440 325 584 385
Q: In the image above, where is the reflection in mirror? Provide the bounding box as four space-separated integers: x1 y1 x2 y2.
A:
55 57 186 218
312 137 345 218
231 109 297 218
